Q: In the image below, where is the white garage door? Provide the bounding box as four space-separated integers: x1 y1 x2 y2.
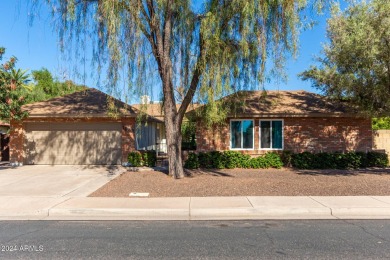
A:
25 122 122 165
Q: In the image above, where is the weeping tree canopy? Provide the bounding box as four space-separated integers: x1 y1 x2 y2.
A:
32 0 323 178
300 0 390 116
35 0 321 106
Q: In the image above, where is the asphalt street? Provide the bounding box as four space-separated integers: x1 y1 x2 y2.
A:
0 220 389 259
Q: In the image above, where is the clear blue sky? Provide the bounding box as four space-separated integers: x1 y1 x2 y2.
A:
0 1 335 102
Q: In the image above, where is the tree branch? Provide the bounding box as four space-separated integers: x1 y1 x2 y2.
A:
177 31 204 120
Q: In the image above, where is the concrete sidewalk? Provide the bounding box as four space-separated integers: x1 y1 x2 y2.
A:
1 196 389 221
1 165 389 221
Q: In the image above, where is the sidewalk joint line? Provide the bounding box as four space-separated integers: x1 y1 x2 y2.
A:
246 197 254 208
61 175 112 197
47 197 72 216
308 196 338 219
189 197 192 220
370 196 390 205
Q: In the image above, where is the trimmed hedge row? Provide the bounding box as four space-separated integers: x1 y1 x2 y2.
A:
128 151 157 167
184 151 389 170
184 151 283 169
282 151 388 169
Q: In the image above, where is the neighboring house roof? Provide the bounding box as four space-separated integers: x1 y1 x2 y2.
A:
193 90 359 117
22 88 138 117
132 103 200 119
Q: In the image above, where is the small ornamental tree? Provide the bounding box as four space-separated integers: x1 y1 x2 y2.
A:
34 0 323 178
0 47 29 121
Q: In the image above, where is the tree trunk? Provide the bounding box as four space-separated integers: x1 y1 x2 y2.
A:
165 117 184 179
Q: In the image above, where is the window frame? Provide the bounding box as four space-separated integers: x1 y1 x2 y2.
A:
229 119 255 150
259 119 284 150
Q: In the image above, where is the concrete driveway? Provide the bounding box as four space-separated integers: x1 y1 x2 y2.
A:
0 165 123 197
0 165 124 218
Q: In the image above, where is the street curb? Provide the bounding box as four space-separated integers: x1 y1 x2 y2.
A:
189 207 334 220
49 208 189 220
1 196 390 221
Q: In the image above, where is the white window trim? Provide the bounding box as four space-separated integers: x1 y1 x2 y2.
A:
259 119 284 150
230 119 255 150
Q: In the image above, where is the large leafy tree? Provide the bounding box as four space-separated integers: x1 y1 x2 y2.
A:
36 0 317 178
0 47 29 121
32 68 55 95
27 68 85 102
300 0 390 116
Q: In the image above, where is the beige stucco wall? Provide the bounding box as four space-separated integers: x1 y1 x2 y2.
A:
10 117 136 165
373 130 390 160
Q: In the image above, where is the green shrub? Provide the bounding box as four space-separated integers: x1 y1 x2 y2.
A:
209 151 225 169
198 152 212 168
366 152 389 167
181 121 197 150
247 156 269 169
128 151 143 167
291 152 315 169
184 153 199 169
313 152 336 169
222 151 250 169
197 151 225 168
356 152 369 168
341 152 363 169
245 153 283 169
142 151 156 167
264 152 283 169
290 151 389 169
185 151 282 169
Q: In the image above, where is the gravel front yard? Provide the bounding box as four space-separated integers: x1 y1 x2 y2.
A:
90 168 390 197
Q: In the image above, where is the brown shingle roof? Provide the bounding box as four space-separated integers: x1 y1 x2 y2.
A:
23 88 137 117
196 90 358 117
132 103 200 119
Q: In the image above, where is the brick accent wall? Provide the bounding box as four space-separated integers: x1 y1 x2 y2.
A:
196 117 372 154
10 117 136 164
121 118 136 162
9 120 24 163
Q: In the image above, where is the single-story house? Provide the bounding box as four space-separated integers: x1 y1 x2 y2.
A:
195 90 372 154
0 121 10 161
10 88 138 165
9 88 373 165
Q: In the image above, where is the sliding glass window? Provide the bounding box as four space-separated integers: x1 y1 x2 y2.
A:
260 120 283 149
230 120 254 149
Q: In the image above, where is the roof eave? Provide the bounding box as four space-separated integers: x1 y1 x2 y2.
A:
227 112 367 118
25 113 137 118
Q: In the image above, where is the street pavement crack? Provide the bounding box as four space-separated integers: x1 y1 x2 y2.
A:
4 226 47 244
340 219 390 243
